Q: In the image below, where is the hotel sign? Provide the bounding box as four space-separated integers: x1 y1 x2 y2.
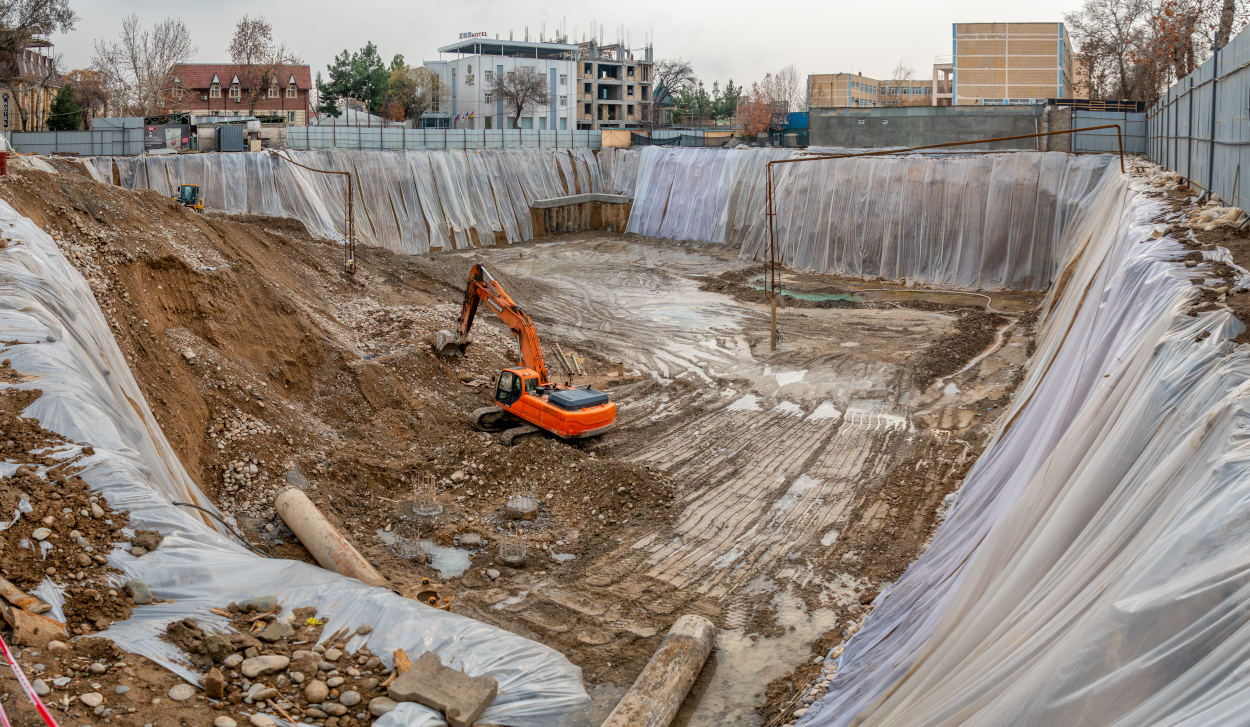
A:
458 32 488 39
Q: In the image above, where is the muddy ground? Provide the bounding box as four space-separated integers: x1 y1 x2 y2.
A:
0 163 1042 726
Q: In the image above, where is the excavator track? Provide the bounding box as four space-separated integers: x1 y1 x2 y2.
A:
472 406 513 431
500 423 543 446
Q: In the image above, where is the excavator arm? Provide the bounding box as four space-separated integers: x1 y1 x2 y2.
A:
437 264 551 385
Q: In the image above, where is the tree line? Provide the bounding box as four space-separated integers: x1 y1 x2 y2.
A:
1065 0 1246 104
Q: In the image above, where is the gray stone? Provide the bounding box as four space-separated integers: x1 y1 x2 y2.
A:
239 595 277 613
325 676 345 688
223 653 244 668
289 649 317 675
32 527 50 541
288 671 305 683
240 655 289 679
486 569 500 581
52 677 71 687
338 690 361 707
88 662 107 674
248 715 275 727
303 679 329 704
113 685 130 695
323 648 343 662
323 703 347 717
32 678 50 696
257 619 293 642
245 684 277 701
213 718 237 727
168 684 195 702
125 580 153 605
387 651 498 727
303 708 327 719
368 696 398 717
90 502 105 518
80 692 104 708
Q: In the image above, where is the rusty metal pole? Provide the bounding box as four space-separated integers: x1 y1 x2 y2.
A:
272 150 356 276
766 162 778 352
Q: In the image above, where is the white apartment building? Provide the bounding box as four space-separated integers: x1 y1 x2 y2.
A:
425 37 577 130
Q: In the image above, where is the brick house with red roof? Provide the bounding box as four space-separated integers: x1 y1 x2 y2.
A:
170 63 312 125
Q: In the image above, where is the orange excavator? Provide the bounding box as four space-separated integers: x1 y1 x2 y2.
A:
435 264 617 445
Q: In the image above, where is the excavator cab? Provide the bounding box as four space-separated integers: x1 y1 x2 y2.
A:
174 183 204 212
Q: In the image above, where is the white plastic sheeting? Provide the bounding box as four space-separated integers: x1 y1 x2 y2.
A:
799 171 1250 725
114 149 605 255
0 199 589 725
625 147 1118 290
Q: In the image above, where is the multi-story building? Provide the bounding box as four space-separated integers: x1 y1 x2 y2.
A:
425 37 576 130
169 63 312 124
0 41 62 132
808 73 932 109
574 41 653 129
951 22 1073 105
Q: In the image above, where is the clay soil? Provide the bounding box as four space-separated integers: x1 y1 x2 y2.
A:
0 163 1043 726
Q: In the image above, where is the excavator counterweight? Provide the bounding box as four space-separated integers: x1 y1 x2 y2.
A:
434 264 616 443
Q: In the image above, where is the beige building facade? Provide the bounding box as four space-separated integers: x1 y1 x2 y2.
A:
952 22 1073 105
809 73 931 109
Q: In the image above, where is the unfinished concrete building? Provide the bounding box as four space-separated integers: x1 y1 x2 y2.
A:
576 41 653 129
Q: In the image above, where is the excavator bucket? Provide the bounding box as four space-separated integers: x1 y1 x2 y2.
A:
433 329 468 356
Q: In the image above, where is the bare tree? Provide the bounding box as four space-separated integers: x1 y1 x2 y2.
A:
1065 0 1153 100
228 15 299 116
384 63 447 121
0 0 76 62
774 63 802 111
489 66 549 129
648 58 695 128
92 15 196 116
2 49 57 130
883 60 916 107
1219 0 1237 45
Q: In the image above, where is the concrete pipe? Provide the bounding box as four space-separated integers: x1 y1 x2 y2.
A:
274 487 387 588
600 614 716 727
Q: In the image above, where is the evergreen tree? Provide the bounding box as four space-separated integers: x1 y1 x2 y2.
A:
316 42 390 117
47 83 81 130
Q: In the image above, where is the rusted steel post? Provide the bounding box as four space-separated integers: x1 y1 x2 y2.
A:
766 162 778 352
271 150 356 276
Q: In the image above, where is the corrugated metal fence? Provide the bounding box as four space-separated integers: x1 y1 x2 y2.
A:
10 117 144 156
1147 30 1250 208
286 126 601 151
1072 110 1146 153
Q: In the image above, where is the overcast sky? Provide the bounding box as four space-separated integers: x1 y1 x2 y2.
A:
56 0 1081 88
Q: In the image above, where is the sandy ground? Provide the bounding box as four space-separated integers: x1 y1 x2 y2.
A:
0 163 1041 726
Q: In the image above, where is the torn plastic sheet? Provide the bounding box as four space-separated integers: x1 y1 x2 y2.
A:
625 147 1118 290
0 200 589 725
800 169 1250 725
111 148 603 256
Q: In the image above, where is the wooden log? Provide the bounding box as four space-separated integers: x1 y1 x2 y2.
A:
600 614 716 727
0 575 51 614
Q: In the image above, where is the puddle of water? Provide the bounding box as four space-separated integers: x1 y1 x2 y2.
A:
773 401 803 416
807 401 842 421
821 529 840 547
772 475 822 520
421 539 471 578
673 591 839 727
747 277 861 303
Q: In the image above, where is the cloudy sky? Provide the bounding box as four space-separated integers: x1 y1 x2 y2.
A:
56 0 1080 88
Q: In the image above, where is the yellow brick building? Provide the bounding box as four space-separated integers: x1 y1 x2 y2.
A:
952 22 1073 105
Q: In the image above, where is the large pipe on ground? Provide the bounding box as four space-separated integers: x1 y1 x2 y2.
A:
274 487 387 588
600 614 716 727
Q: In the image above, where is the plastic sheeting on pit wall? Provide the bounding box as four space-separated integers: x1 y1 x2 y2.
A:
110 148 604 255
799 173 1250 725
624 147 1118 290
0 199 589 726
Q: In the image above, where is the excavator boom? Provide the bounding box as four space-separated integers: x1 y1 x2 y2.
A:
439 264 550 384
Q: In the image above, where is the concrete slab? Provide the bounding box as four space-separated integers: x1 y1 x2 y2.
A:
387 651 497 727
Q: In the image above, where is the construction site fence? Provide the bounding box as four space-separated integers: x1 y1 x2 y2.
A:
285 126 602 151
1147 26 1250 208
9 124 144 156
1071 110 1146 154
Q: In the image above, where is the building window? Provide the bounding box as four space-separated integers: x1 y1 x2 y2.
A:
484 70 494 84
539 117 547 130
627 66 635 78
210 83 221 98
230 84 240 100
288 111 295 122
628 104 634 115
583 82 591 94
584 102 591 115
287 85 297 98
485 92 495 104
560 117 567 130
559 94 567 106
485 116 492 129
268 85 279 98
520 117 533 129
560 73 567 85
627 85 634 96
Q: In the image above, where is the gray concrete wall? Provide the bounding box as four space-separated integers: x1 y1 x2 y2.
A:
810 106 1047 150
